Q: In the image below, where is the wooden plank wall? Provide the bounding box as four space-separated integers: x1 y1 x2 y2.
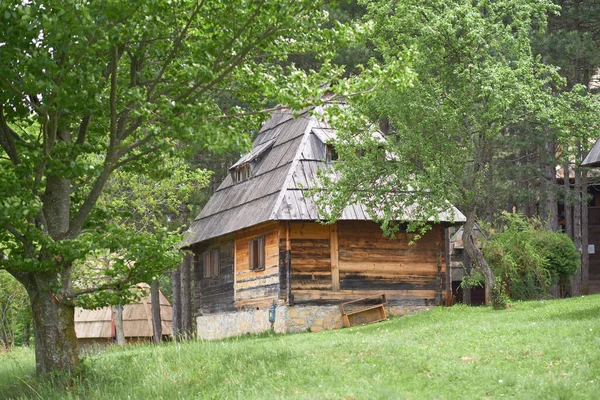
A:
193 235 235 314
338 221 445 303
289 222 332 292
234 222 281 308
292 221 447 305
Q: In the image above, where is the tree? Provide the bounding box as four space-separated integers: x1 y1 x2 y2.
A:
0 270 30 349
316 0 588 307
0 0 344 375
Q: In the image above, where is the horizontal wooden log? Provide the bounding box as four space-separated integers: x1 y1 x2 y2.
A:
338 271 438 280
339 261 444 274
236 275 280 291
339 276 442 291
291 280 333 290
292 289 440 305
235 284 279 301
290 222 330 239
235 296 278 309
235 264 278 280
339 250 438 264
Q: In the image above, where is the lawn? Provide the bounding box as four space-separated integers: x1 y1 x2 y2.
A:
1 295 599 399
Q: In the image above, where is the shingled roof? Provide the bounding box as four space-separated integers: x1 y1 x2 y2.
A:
184 108 465 247
582 137 600 167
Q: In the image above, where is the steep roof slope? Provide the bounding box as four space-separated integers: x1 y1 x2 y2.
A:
582 137 600 167
185 109 465 246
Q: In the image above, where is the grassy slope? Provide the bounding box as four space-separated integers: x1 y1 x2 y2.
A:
1 295 599 399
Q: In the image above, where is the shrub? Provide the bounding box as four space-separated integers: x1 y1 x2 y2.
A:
534 231 580 288
484 212 580 301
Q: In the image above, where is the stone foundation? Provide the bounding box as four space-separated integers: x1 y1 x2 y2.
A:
196 304 430 340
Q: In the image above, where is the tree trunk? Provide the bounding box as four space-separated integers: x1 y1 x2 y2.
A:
181 253 193 338
22 273 79 375
151 278 162 344
113 303 126 346
571 144 583 296
564 159 573 238
462 249 472 306
171 267 182 341
462 207 497 307
541 138 558 230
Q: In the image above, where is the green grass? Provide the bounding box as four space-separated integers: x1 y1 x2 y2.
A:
2 295 600 399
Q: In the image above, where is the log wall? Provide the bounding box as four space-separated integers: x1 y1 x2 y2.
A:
193 235 235 315
290 221 447 306
234 222 281 308
289 222 332 292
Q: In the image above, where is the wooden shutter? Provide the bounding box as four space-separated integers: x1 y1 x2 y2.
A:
258 236 265 270
249 240 255 270
202 251 210 278
211 249 220 277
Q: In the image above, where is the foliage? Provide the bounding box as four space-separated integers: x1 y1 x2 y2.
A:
311 0 591 307
534 228 581 285
2 295 600 399
485 212 580 300
0 271 30 349
0 0 351 373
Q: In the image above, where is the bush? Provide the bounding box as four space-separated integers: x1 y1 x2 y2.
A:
534 231 580 288
484 212 580 301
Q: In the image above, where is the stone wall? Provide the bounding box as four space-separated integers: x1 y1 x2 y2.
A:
196 304 430 340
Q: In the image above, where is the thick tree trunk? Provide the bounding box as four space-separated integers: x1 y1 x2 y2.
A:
462 207 497 307
112 304 126 346
181 253 193 338
151 278 162 344
171 268 182 341
22 273 79 375
542 139 559 231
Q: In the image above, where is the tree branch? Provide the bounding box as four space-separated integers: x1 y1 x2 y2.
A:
0 76 47 116
147 0 206 101
0 105 22 165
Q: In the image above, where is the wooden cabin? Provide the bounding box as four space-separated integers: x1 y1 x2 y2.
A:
183 109 465 339
74 283 172 347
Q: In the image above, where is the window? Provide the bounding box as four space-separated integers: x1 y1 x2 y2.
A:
202 248 220 278
248 236 265 271
326 144 338 164
233 164 251 183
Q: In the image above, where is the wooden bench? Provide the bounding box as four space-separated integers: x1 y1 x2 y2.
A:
340 294 387 327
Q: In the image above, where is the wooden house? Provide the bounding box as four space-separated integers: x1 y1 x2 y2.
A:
581 139 600 293
183 109 465 339
74 283 172 347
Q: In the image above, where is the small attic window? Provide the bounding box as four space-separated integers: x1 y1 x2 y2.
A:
326 144 338 164
233 164 251 183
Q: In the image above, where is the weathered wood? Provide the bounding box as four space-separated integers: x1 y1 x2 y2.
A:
290 222 329 239
171 267 181 340
330 223 340 291
195 237 235 315
340 294 387 327
181 253 193 337
293 289 437 304
151 278 162 344
232 222 284 307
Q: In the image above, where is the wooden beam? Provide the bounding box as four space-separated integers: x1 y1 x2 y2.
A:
286 221 292 303
330 223 340 291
